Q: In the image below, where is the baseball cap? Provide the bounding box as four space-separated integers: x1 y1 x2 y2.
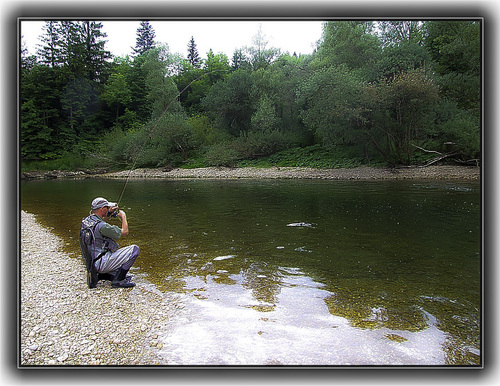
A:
91 197 117 210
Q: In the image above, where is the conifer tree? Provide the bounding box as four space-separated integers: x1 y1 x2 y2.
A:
187 36 201 68
37 21 64 68
133 21 156 56
79 21 112 82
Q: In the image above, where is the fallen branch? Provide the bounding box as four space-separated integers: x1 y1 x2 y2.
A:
411 143 459 167
421 152 459 167
411 144 442 155
452 158 481 167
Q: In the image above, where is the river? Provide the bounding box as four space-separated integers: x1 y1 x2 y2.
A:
20 178 481 366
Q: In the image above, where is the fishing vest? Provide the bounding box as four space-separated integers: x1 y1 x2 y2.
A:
80 214 119 260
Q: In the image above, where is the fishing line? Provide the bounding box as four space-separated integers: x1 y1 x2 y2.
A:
115 69 227 207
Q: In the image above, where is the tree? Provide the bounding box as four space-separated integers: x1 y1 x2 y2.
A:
314 21 381 81
126 55 151 122
21 64 65 159
362 69 440 164
203 70 254 135
203 49 230 82
133 21 156 56
142 45 182 118
79 21 112 82
376 21 430 79
251 54 309 138
231 49 250 71
58 21 86 75
425 20 480 111
37 21 64 68
377 21 426 47
298 65 366 147
101 70 132 124
60 77 94 133
251 94 279 132
187 36 201 68
20 98 54 160
245 25 280 70
174 50 230 115
424 20 481 162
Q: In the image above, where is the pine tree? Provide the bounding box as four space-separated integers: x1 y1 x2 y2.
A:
187 36 201 68
37 21 64 68
79 21 112 82
133 21 156 56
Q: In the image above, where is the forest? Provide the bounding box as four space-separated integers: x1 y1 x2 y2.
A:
20 20 481 171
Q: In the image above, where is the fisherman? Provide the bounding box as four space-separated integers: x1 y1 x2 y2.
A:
80 197 139 288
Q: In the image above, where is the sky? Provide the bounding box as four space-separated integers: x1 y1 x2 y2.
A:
20 20 324 60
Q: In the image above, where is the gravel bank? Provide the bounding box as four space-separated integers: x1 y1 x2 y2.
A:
103 165 480 180
20 211 176 366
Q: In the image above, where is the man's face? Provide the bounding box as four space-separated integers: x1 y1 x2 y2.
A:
98 206 110 218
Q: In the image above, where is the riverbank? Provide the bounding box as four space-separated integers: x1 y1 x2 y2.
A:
21 165 480 181
20 210 176 366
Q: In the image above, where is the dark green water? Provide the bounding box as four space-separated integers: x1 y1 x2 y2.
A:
21 178 481 365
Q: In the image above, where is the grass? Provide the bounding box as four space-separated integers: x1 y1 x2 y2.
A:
238 145 366 169
22 145 387 173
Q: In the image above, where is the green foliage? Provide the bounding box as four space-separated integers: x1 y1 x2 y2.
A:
21 20 481 171
101 71 132 122
187 36 201 67
202 69 254 135
298 65 366 147
267 145 363 168
133 21 156 56
205 142 239 167
187 114 230 146
316 21 381 80
231 129 297 159
438 110 480 160
251 95 279 131
203 129 298 167
425 21 480 111
377 40 431 78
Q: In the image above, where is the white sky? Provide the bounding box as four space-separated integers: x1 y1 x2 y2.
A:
20 20 324 60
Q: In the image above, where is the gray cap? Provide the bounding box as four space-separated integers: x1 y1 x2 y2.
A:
91 197 117 210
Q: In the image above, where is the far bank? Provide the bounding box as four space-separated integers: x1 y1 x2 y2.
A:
21 165 480 181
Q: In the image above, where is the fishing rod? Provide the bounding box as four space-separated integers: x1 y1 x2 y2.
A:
114 69 228 208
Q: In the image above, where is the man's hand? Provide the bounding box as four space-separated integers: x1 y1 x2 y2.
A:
117 210 129 236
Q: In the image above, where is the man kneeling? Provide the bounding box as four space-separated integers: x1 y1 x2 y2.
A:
80 197 139 288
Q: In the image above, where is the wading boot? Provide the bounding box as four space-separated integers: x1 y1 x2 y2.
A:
87 269 98 289
112 268 136 288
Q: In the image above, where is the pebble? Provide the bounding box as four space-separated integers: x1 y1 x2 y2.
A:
100 165 480 181
20 211 175 366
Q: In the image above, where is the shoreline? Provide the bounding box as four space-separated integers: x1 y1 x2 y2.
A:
20 210 174 366
22 165 480 181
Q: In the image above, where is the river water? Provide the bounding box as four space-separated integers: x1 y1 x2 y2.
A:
20 178 481 366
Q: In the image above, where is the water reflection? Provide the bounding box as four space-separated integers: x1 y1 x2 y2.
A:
159 267 449 365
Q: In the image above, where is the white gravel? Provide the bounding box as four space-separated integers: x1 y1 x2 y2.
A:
20 210 178 366
103 165 480 180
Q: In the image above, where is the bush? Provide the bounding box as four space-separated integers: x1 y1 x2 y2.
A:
231 130 297 159
268 145 363 168
205 142 239 166
103 112 197 168
438 111 480 160
187 114 230 146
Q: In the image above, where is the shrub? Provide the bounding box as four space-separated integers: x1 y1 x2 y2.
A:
205 142 239 167
231 130 297 159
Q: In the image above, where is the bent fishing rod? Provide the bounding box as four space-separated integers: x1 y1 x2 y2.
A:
114 69 227 208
